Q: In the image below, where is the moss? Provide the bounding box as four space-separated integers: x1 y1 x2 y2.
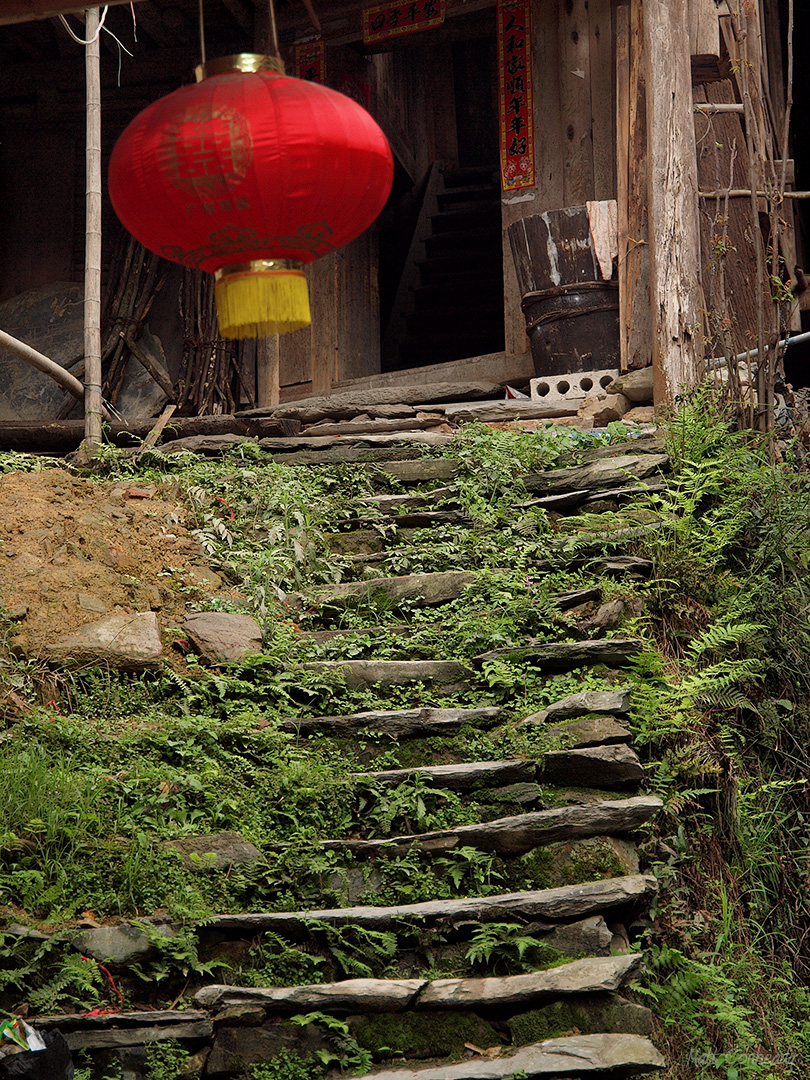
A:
349 1011 501 1061
502 837 631 891
508 993 652 1044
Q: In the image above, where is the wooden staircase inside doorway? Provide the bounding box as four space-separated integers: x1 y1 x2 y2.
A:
383 162 505 369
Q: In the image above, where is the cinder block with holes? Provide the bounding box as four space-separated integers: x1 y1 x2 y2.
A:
530 369 620 409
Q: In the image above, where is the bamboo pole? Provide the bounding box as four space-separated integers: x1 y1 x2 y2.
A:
0 329 86 402
84 6 103 446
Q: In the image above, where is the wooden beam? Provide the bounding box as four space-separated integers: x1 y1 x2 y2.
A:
0 1 133 27
643 0 703 401
616 0 651 372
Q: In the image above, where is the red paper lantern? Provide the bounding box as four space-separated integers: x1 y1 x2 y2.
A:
108 55 393 338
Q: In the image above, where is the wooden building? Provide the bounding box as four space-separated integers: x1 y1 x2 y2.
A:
0 0 803 412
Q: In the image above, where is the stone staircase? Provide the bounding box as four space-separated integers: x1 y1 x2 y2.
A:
27 431 670 1079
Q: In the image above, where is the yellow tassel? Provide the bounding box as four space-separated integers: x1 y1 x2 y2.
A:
214 267 311 339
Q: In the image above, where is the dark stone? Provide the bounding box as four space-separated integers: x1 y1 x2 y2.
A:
508 993 654 1044
206 1021 327 1076
165 832 262 870
348 1011 502 1062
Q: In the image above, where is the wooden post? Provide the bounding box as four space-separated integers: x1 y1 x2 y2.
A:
616 0 652 372
84 6 103 445
256 338 280 408
643 0 703 403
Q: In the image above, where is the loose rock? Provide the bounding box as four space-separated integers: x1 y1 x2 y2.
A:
45 611 163 670
182 612 263 664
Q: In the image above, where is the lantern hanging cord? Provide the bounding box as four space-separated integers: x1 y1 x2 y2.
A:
59 5 134 73
198 0 206 66
268 0 281 59
58 6 109 44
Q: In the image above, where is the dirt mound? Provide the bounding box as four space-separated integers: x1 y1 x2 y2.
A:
0 469 233 658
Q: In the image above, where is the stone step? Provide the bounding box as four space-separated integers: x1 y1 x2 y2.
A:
543 715 634 749
204 874 657 936
359 486 457 509
259 432 455 452
194 954 642 1013
527 689 631 722
266 383 503 424
301 417 447 437
474 638 644 669
292 570 477 610
524 454 669 495
32 1011 212 1051
299 659 472 691
541 745 644 786
301 796 661 857
356 759 537 791
355 745 643 791
518 479 667 514
279 706 504 738
378 458 460 483
358 1033 665 1079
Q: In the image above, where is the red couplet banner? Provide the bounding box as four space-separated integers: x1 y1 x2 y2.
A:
497 0 535 191
294 40 326 83
362 0 446 45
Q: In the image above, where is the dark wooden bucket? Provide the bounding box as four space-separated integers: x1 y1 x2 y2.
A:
508 207 619 376
521 281 619 376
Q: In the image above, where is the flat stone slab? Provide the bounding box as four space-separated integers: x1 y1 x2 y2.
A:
317 796 662 857
359 1033 665 1079
588 555 654 579
415 954 643 1010
205 875 657 935
269 383 503 423
295 571 476 609
524 454 669 494
541 745 644 786
45 611 163 670
305 417 445 436
260 432 454 450
280 706 503 738
32 1012 214 1050
182 612 262 664
474 638 644 669
195 978 426 1013
360 486 455 510
357 760 537 791
543 715 634 748
528 690 631 723
378 459 459 483
300 660 472 691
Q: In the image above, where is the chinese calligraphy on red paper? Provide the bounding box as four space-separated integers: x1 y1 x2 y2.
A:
362 0 446 45
497 0 534 191
294 40 326 83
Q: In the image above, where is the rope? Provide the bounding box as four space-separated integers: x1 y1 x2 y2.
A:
58 6 109 44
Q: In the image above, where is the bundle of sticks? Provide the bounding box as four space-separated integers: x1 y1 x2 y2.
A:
82 231 257 417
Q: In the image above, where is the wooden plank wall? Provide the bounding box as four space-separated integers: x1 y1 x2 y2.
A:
501 0 617 358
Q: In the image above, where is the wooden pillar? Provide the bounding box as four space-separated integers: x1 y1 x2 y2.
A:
84 6 102 445
643 0 703 403
616 0 651 371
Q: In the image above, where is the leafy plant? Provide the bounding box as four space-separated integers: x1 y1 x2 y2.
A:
291 1012 373 1075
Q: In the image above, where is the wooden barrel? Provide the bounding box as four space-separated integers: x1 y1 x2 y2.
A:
508 206 619 376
